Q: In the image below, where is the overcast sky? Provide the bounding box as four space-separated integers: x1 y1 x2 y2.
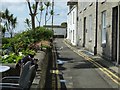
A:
0 0 67 33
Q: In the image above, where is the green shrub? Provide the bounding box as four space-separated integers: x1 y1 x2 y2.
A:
2 27 53 63
2 38 10 44
1 53 23 63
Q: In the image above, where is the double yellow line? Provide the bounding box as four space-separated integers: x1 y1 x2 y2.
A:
63 40 120 86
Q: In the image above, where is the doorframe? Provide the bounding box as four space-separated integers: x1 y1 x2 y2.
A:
112 6 118 63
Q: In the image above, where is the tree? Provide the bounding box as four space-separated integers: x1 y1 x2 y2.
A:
1 9 17 38
61 22 67 27
10 17 17 37
46 9 54 24
44 1 51 26
38 2 44 27
35 2 44 27
24 18 31 29
4 9 10 32
26 0 39 30
0 25 6 37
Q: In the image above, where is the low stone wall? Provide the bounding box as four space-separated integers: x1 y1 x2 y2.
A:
1 49 51 89
31 49 51 89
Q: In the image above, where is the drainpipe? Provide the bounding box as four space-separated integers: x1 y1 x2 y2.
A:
117 2 120 65
76 2 78 46
94 0 98 55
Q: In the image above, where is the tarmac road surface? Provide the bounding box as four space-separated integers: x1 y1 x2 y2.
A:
54 38 119 89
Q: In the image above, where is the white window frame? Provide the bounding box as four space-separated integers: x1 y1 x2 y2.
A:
101 10 107 46
70 13 72 25
73 30 74 42
73 12 74 24
89 14 92 41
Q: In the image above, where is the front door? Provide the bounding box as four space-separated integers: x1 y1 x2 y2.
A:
112 6 118 62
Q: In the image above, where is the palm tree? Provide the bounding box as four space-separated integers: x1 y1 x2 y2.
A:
4 9 9 19
46 10 54 24
39 2 44 27
2 9 17 38
11 17 17 37
24 18 31 29
4 9 10 32
6 13 17 38
44 1 51 26
2 27 6 37
0 11 5 19
0 25 6 37
36 2 44 27
12 17 17 29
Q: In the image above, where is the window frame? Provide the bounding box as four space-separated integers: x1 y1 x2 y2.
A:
101 10 107 47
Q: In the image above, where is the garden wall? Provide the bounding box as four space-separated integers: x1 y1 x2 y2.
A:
30 49 52 89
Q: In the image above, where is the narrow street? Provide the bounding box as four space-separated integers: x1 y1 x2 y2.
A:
54 38 119 89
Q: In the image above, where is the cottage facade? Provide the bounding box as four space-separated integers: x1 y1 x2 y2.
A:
67 0 120 65
67 1 78 46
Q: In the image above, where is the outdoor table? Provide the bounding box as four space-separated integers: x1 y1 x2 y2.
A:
0 66 10 73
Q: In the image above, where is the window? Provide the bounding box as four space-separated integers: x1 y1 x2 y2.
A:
73 30 74 42
70 13 72 25
73 12 74 24
101 11 107 46
89 15 92 41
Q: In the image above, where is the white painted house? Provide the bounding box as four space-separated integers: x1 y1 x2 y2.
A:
67 1 78 46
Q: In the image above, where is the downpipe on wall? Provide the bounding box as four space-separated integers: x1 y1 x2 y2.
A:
116 2 120 65
94 0 98 55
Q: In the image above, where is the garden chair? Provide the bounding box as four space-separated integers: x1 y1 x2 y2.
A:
2 61 32 83
0 62 36 90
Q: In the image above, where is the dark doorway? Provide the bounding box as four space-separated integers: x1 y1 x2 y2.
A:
112 6 118 61
83 17 86 47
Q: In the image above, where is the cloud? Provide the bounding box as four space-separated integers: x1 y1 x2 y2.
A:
1 0 25 3
1 0 68 32
1 2 30 32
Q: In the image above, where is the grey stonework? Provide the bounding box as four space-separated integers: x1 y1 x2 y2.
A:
76 1 120 64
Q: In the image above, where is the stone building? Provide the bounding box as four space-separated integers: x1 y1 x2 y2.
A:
67 0 120 65
96 1 120 65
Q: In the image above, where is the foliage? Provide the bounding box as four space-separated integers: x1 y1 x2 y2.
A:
1 53 23 63
61 22 67 27
0 25 6 37
21 49 36 56
41 44 51 49
44 1 51 26
1 8 17 38
24 18 31 29
2 38 10 44
36 2 44 27
2 27 53 63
